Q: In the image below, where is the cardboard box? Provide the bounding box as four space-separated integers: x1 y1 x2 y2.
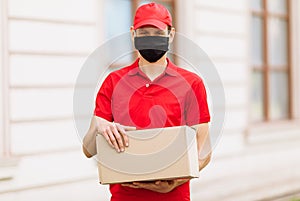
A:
96 126 199 184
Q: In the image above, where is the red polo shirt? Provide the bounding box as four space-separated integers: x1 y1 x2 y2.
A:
94 58 210 201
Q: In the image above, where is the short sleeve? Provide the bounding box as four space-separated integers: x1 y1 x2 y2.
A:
185 78 210 125
94 74 114 122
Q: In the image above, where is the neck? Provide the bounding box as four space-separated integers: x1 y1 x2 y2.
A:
138 55 168 81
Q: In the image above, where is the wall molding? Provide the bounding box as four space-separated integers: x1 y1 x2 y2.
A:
0 0 10 157
0 0 4 157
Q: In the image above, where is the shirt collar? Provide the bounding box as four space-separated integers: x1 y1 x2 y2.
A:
128 58 178 77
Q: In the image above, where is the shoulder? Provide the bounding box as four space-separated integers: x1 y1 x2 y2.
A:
172 65 205 86
177 67 203 80
168 59 204 84
105 60 138 83
173 67 208 98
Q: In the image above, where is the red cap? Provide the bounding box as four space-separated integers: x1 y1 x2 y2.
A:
133 2 172 30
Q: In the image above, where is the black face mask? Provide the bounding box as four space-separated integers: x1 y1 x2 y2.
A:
134 36 169 63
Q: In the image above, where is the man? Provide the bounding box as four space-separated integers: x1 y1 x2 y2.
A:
82 2 211 201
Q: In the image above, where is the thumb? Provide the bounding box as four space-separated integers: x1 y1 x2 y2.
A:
124 126 136 131
175 177 190 182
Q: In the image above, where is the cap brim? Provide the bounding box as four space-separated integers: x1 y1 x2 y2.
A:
134 19 168 30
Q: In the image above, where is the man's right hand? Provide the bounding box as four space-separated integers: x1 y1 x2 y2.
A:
93 116 136 153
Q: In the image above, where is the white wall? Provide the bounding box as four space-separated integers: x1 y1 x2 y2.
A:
0 0 102 197
187 0 249 156
6 0 98 155
193 0 249 134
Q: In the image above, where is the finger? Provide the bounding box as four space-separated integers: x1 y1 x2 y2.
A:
158 180 169 186
155 180 161 185
110 124 125 152
106 128 120 152
123 126 136 131
175 178 190 182
116 124 129 147
133 182 155 189
133 182 144 187
102 130 114 148
121 183 140 188
132 182 146 188
166 180 175 185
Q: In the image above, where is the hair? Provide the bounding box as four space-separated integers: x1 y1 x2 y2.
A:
135 25 173 34
168 26 172 34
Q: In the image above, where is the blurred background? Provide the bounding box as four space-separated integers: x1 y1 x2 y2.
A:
1 0 300 200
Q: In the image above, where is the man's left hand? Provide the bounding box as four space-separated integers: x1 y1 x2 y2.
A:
121 178 190 193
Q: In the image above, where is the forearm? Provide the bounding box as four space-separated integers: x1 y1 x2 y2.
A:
193 123 211 171
82 117 98 158
199 153 211 171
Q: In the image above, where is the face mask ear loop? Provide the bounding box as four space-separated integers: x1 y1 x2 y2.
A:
134 30 138 38
167 27 172 35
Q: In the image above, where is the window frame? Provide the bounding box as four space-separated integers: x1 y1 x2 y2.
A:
251 0 292 122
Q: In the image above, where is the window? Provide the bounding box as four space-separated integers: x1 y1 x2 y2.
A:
104 0 133 39
250 0 291 122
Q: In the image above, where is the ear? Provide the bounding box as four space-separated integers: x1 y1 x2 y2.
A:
130 26 136 49
169 27 175 44
130 26 135 41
